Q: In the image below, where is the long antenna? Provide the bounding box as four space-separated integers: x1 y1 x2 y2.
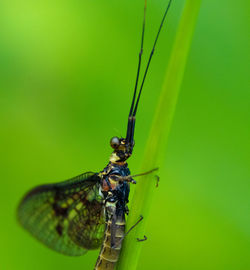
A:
132 0 172 117
126 0 147 142
128 0 147 118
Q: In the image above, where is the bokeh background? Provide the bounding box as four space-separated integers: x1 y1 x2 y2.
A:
0 0 249 269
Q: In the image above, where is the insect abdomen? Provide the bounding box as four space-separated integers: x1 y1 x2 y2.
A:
95 217 125 270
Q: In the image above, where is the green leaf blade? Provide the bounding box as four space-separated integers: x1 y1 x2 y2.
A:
117 1 201 269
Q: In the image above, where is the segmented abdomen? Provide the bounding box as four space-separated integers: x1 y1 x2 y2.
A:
95 216 125 270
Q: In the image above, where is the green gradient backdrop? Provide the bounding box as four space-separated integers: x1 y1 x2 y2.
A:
0 0 249 269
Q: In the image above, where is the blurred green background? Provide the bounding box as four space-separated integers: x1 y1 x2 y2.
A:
0 0 249 269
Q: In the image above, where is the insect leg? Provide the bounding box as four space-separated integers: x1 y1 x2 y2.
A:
129 167 158 179
137 235 147 242
111 168 159 183
155 175 160 187
113 215 144 248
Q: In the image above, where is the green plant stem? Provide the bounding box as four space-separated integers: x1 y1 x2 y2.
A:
116 0 201 269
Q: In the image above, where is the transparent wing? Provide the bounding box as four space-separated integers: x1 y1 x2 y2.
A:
17 172 105 256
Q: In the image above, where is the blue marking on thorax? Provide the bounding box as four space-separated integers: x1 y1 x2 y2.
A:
109 164 130 177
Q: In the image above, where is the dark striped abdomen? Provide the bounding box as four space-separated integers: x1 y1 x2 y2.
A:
95 215 125 270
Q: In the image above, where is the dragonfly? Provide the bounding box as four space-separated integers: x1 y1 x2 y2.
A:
17 0 173 269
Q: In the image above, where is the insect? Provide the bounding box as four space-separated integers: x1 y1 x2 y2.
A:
17 0 173 269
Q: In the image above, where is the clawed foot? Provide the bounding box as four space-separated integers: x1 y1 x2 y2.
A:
137 235 147 242
155 175 160 187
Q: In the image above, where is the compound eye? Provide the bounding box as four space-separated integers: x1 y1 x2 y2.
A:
110 136 120 149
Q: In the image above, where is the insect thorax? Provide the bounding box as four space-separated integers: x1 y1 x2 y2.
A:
99 162 130 214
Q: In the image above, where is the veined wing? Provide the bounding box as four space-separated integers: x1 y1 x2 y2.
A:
17 172 105 256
